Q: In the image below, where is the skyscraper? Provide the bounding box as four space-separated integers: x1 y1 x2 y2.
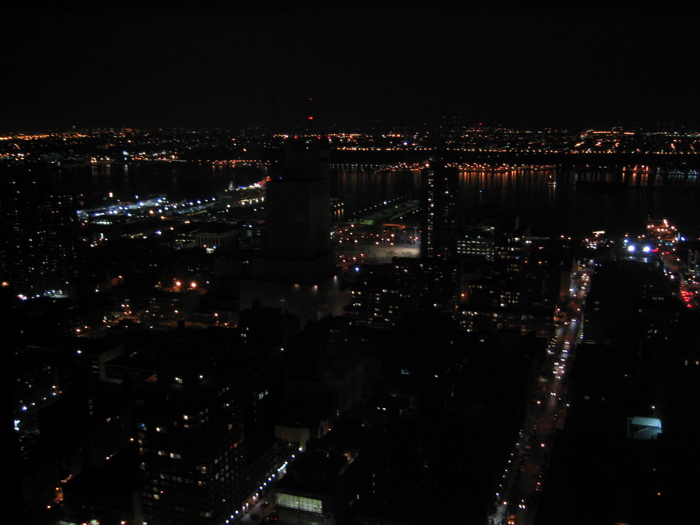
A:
265 136 333 266
137 340 247 525
420 161 458 260
239 136 347 324
0 166 79 298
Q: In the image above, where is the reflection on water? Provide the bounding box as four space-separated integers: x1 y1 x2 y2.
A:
56 161 700 238
332 165 421 217
58 162 264 202
335 164 700 237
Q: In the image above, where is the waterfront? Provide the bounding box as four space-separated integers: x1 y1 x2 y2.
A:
51 160 700 239
454 165 700 238
10 155 700 525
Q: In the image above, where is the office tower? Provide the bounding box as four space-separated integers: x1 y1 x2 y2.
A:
456 225 496 261
265 137 332 264
420 161 458 260
346 161 462 330
456 218 571 338
0 166 79 298
239 136 347 324
137 344 247 525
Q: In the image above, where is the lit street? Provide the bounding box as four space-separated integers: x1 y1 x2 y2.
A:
488 265 592 525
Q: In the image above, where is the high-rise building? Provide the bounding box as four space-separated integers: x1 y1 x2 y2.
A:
456 220 570 337
420 161 458 260
239 136 348 324
0 166 79 298
136 343 247 525
265 137 332 264
344 161 462 330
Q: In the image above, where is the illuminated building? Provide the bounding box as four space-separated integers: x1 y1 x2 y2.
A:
456 225 495 261
456 220 569 338
136 340 248 525
275 445 361 525
420 161 458 260
345 257 458 329
345 160 461 329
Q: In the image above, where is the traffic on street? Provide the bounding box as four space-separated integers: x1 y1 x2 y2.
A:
488 263 593 525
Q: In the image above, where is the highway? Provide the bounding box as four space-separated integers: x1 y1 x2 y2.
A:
649 218 698 310
488 264 593 525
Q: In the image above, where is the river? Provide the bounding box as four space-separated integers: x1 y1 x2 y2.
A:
54 160 700 239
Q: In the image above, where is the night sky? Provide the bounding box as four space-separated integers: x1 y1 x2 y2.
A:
3 4 700 133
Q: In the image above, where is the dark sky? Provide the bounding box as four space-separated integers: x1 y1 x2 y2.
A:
3 4 700 133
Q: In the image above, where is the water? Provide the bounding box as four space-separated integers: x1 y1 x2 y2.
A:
335 164 700 238
462 166 700 237
55 161 700 239
54 161 263 203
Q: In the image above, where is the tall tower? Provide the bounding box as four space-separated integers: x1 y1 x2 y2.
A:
239 136 347 324
420 161 458 260
265 136 332 265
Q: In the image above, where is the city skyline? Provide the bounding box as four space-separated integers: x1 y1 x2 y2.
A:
4 5 700 133
5 128 700 525
5 6 700 524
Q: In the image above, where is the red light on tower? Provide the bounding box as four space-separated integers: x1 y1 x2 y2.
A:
306 97 316 125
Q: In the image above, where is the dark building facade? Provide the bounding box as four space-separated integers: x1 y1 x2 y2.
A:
457 220 570 338
0 166 79 298
240 136 347 324
345 258 459 330
419 161 458 260
136 346 248 525
265 137 332 264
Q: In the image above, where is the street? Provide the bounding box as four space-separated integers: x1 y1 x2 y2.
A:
488 265 592 525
